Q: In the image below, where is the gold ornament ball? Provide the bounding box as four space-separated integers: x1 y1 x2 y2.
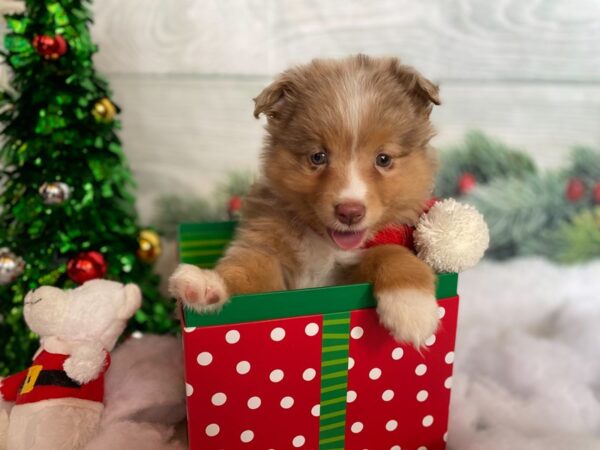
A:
92 98 117 123
0 248 25 285
137 230 161 263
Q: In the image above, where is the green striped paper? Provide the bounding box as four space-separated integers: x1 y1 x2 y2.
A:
318 312 352 448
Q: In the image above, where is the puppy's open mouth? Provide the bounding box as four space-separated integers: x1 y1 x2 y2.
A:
327 229 367 250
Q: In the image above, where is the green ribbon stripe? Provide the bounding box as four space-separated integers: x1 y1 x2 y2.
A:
318 312 351 449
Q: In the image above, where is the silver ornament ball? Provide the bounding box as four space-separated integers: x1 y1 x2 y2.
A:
0 247 25 285
39 181 71 205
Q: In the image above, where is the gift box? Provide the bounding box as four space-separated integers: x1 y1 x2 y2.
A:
180 222 459 450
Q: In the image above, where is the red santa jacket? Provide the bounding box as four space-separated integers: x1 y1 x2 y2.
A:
0 350 109 405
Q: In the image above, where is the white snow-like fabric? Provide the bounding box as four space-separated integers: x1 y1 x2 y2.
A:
450 258 600 450
84 335 187 450
414 199 489 273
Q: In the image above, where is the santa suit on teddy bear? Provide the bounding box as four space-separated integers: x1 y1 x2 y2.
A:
0 280 141 450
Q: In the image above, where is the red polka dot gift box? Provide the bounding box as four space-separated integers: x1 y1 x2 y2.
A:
179 222 459 450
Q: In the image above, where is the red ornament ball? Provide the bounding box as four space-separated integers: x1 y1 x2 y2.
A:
458 173 477 195
32 34 68 60
228 196 243 219
565 178 586 202
593 182 600 204
67 251 107 284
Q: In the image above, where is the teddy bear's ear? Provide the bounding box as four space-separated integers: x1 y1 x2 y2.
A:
118 283 142 320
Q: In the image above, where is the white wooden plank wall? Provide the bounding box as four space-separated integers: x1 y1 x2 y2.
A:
7 0 600 220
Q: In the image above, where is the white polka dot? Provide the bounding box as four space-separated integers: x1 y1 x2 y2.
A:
386 420 398 431
444 432 448 442
270 327 286 341
236 360 251 374
391 347 404 360
211 392 227 406
347 390 357 403
416 390 429 402
280 396 294 409
197 352 213 366
270 369 284 383
225 329 240 344
311 404 320 417
422 415 434 427
247 396 261 409
437 306 446 318
184 327 195 333
382 389 394 401
415 363 427 376
205 423 220 437
445 376 453 389
351 422 364 433
302 368 316 381
348 357 355 370
305 322 319 336
240 430 254 443
390 446 401 450
186 383 194 397
350 326 364 339
425 335 436 346
417 447 428 450
369 368 382 380
292 435 305 447
445 351 455 364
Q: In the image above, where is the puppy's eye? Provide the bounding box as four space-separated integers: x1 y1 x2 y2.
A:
309 151 328 166
375 153 392 168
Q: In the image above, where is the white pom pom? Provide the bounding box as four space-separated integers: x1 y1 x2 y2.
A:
414 199 489 273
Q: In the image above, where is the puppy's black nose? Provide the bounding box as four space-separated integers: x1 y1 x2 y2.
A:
335 202 366 226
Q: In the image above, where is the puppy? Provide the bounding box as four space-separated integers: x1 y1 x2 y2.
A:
169 55 441 347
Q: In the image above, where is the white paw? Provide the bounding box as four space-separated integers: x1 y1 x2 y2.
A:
376 288 439 348
63 343 107 384
168 264 229 312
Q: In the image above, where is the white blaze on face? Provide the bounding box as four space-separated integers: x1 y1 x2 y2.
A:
336 71 370 204
339 160 368 203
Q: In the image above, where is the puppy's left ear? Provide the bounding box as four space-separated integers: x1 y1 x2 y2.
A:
390 59 440 110
253 74 294 120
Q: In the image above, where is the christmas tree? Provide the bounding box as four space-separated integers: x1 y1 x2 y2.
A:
0 0 174 375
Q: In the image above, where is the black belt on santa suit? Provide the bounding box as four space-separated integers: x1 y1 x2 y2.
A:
24 369 81 389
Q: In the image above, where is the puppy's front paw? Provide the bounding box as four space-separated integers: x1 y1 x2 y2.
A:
168 264 229 312
376 288 439 348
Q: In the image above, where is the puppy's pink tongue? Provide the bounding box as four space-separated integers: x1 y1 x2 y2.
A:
328 229 367 250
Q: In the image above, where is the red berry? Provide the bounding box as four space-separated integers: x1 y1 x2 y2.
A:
458 173 477 194
566 178 586 202
228 196 242 213
593 182 600 204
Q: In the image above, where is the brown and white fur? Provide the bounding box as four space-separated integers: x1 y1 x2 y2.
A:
169 55 441 347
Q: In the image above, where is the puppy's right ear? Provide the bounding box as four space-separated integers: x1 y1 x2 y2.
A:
253 76 293 120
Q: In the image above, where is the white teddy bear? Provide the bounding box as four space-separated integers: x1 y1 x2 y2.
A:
0 279 141 450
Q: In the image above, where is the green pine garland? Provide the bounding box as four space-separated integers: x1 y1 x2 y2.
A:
435 130 537 198
437 135 600 263
0 0 175 375
552 208 600 263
